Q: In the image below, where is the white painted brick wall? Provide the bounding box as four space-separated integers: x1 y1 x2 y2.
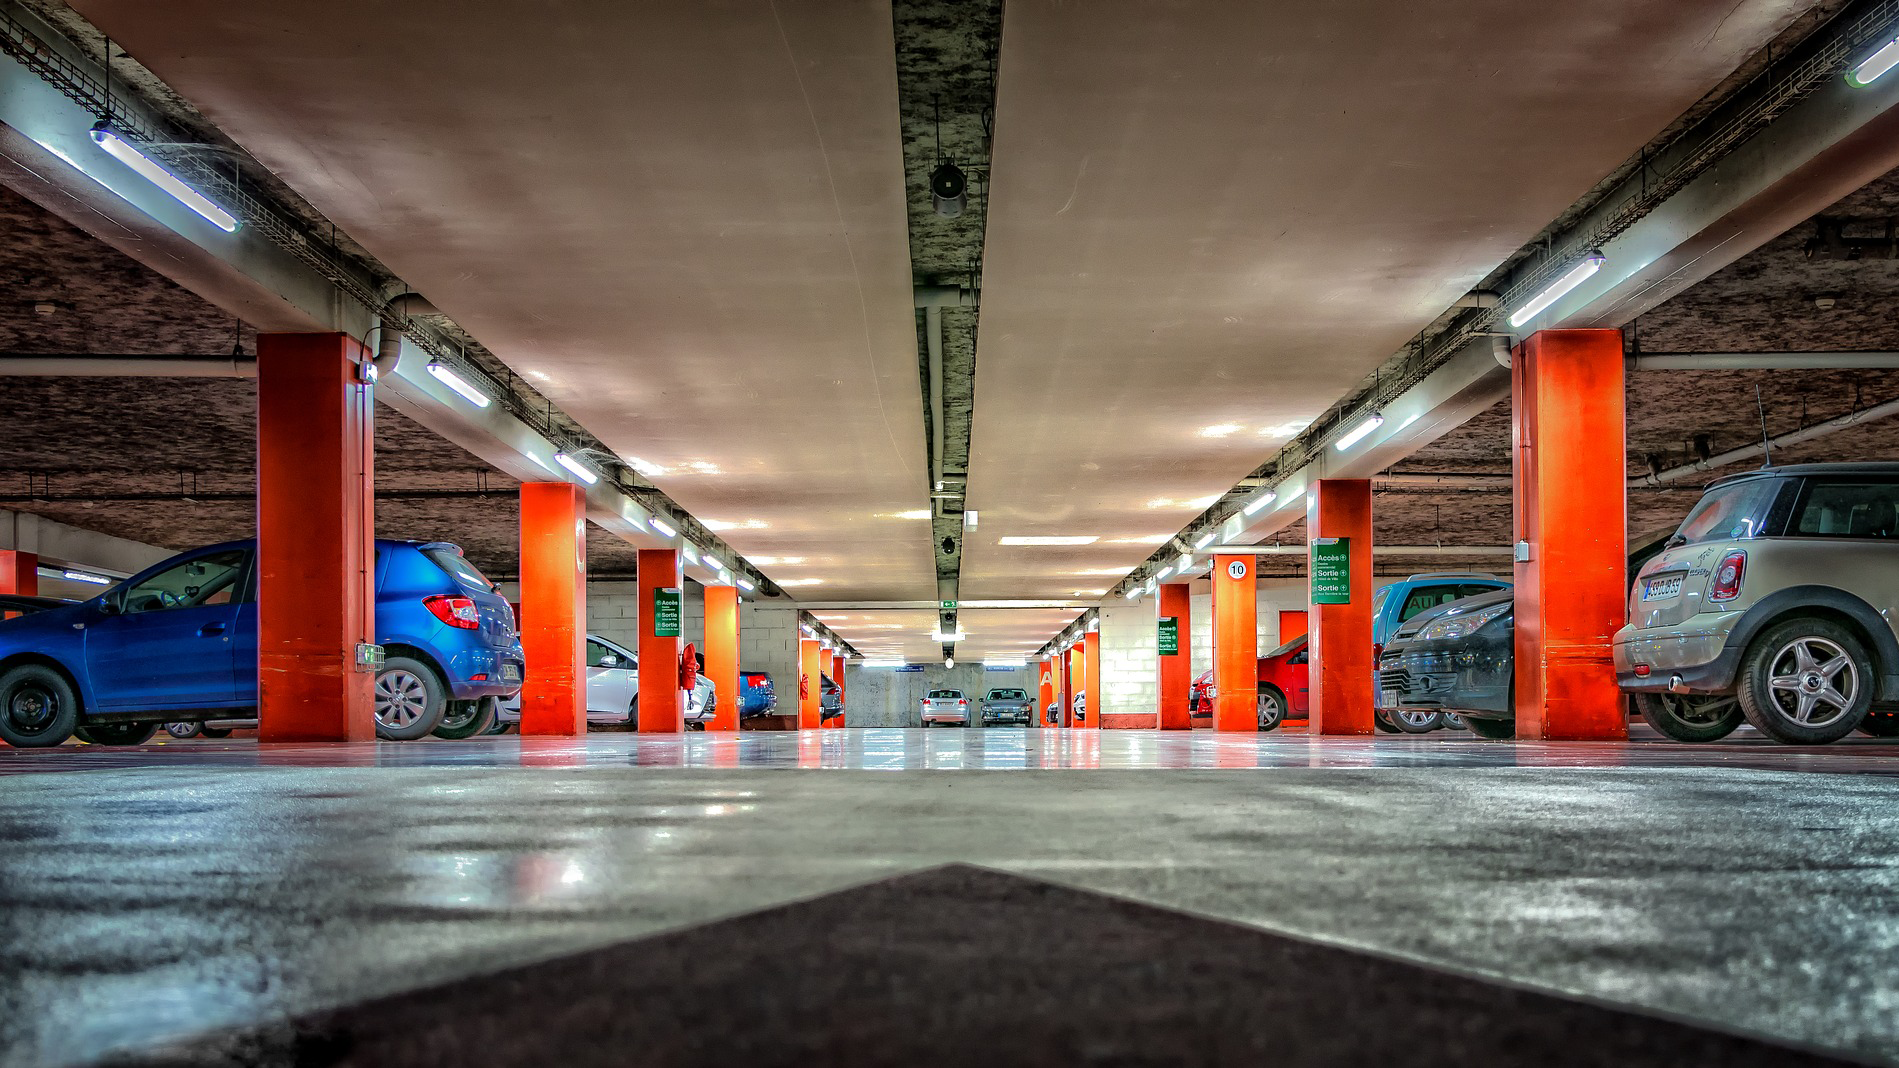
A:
1099 604 1157 718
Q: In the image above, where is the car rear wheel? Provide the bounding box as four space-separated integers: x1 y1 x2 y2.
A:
1737 618 1872 745
432 697 497 740
82 721 159 746
1462 716 1515 740
1858 711 1899 737
1441 712 1467 731
1256 687 1285 732
1636 691 1742 743
164 722 201 739
0 664 80 748
1388 708 1444 734
373 658 447 741
1372 710 1402 734
200 727 233 738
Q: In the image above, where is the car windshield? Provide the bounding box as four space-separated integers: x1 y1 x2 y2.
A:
1673 478 1782 546
928 690 962 699
422 546 494 590
988 689 1026 699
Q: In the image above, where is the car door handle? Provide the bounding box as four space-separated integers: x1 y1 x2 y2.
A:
199 622 227 636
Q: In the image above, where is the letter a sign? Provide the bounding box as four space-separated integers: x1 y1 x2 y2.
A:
1040 667 1053 688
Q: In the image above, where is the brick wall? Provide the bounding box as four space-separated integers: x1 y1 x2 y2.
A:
1099 604 1157 726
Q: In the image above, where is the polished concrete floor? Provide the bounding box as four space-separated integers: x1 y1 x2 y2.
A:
2 727 1897 1065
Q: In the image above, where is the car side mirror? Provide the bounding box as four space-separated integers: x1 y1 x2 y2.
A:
598 653 620 667
96 596 121 616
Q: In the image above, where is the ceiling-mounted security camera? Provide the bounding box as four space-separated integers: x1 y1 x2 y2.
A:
931 162 966 218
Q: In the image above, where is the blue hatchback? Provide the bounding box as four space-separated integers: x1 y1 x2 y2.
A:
0 539 524 747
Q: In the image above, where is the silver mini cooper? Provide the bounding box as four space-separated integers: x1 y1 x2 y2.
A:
1615 463 1899 745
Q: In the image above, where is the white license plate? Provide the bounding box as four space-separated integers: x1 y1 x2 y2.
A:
1380 689 1401 707
501 663 522 682
1642 574 1684 601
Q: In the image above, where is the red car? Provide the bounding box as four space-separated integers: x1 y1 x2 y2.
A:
1189 635 1309 730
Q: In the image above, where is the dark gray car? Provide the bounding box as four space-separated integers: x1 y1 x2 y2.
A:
979 687 1032 726
1376 590 1516 739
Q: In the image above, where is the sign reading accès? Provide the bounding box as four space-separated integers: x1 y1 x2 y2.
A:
652 586 683 637
1311 538 1351 605
1158 616 1180 656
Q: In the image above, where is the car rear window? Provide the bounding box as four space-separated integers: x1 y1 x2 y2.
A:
422 546 494 589
1791 482 1898 539
928 689 962 699
1674 478 1783 546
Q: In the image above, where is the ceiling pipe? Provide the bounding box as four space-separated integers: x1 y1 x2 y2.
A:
1630 395 1899 488
1627 351 1899 371
0 353 255 377
1374 473 1512 490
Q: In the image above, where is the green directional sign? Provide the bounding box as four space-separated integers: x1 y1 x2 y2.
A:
1158 616 1180 656
1311 538 1351 605
940 600 958 612
653 587 682 637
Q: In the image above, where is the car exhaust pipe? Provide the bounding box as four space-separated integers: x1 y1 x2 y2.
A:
1667 675 1690 694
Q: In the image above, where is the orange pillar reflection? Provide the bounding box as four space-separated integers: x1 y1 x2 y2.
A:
831 652 846 728
1083 630 1101 728
256 332 375 742
518 482 587 736
703 584 740 731
798 638 822 729
1514 330 1628 740
1157 582 1192 729
1211 554 1256 732
1309 479 1375 735
636 548 683 733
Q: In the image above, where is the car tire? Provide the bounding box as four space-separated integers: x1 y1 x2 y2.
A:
432 697 497 740
1388 708 1444 734
1440 712 1467 731
1257 687 1286 732
1858 711 1899 737
1737 618 1873 745
373 657 448 741
1462 716 1516 740
82 721 159 746
1636 691 1743 743
164 722 201 739
201 726 233 738
1372 710 1402 734
0 664 80 748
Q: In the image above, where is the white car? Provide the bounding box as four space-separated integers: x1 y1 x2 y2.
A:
920 688 970 727
496 634 715 730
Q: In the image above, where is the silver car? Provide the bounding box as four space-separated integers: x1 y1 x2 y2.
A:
920 688 969 727
497 634 715 730
979 687 1032 726
1615 463 1899 745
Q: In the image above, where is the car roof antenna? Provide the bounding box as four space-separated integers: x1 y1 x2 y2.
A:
1755 384 1773 468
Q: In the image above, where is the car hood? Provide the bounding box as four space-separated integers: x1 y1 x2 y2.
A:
1391 589 1514 642
0 598 96 639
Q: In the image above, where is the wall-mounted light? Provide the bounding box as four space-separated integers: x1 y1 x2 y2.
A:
61 569 112 585
1507 250 1605 328
426 360 492 408
648 517 678 539
1242 490 1278 516
1849 35 1899 87
1194 531 1216 551
735 576 756 592
1000 536 1097 546
1334 412 1384 452
90 124 239 232
944 655 956 669
553 452 598 484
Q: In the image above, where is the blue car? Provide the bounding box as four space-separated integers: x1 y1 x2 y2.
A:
0 539 524 747
739 670 778 718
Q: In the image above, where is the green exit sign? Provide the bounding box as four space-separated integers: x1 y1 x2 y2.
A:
940 600 957 612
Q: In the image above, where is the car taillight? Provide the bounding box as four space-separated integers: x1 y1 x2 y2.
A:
958 699 967 705
424 594 482 629
1708 550 1747 602
1634 664 1651 678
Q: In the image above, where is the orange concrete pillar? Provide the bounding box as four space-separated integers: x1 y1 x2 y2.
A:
839 649 854 722
1157 582 1192 729
1064 645 1081 727
1211 554 1257 731
703 583 740 731
1037 657 1056 727
1082 630 1101 729
518 483 587 735
0 550 37 596
256 332 375 742
798 638 823 729
637 548 684 732
1309 479 1375 735
1514 329 1628 740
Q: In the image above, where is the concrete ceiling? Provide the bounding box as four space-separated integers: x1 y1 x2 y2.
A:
807 606 1079 664
961 0 1812 601
70 0 936 604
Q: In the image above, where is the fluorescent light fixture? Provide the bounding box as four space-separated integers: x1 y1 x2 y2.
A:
425 360 492 408
1507 250 1605 328
62 569 112 585
1334 412 1384 452
1194 531 1216 551
553 452 598 484
735 576 756 592
800 625 816 638
1156 566 1174 580
1242 490 1278 516
863 659 906 669
89 125 238 232
1398 412 1422 431
1849 36 1899 87
964 510 979 529
930 629 966 642
999 536 1098 546
1125 587 1142 600
985 658 1025 668
648 516 678 539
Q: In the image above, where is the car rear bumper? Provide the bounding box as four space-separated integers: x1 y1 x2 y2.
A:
922 712 968 724
440 645 527 700
1613 616 1742 693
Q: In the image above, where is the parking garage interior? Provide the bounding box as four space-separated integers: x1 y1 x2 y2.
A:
4 1 1899 1065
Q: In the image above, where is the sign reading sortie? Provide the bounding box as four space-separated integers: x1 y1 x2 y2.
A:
652 587 683 637
1311 538 1351 605
1157 616 1180 656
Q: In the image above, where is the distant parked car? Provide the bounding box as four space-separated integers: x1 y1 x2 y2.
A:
921 688 969 727
1377 590 1517 738
820 674 843 722
979 687 1032 726
0 539 523 748
739 670 778 719
495 634 713 730
1044 698 1060 725
0 594 71 620
1617 463 1899 744
1072 689 1087 724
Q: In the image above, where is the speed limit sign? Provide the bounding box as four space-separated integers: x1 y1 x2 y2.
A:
1227 559 1248 580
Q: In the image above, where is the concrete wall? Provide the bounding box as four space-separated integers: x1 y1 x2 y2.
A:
1100 605 1156 721
842 664 1035 727
740 603 799 695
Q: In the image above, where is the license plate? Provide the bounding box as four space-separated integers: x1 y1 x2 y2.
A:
501 663 522 682
1642 573 1684 601
1380 689 1400 707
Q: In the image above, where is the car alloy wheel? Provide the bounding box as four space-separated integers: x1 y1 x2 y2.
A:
1738 618 1873 745
1388 707 1444 734
1636 691 1742 743
373 657 448 741
1256 688 1285 732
